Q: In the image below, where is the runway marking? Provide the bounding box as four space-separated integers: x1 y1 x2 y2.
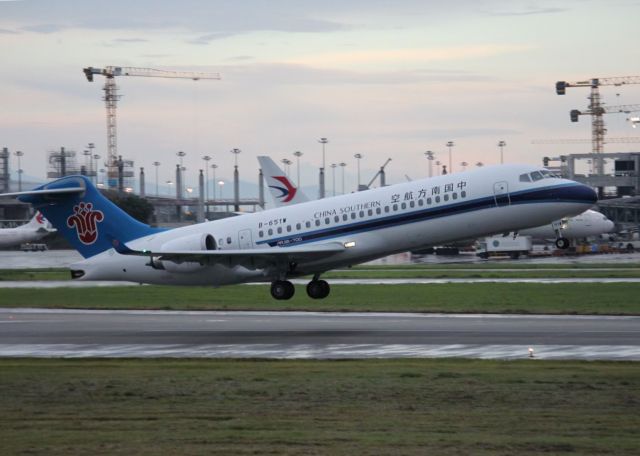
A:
0 344 638 360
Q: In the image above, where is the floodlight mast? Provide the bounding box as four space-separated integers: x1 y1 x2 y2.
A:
83 66 221 190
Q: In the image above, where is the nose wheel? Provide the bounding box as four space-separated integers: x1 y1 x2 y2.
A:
270 280 295 300
306 279 330 299
555 237 570 249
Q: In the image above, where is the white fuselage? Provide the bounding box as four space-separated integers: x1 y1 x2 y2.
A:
73 165 596 286
519 209 614 240
0 223 50 248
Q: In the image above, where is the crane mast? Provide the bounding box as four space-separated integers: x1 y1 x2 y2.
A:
83 66 221 190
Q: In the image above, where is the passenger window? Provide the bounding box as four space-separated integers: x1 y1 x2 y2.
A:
267 230 272 236
452 193 457 200
259 230 264 238
384 206 390 213
359 211 364 218
418 199 424 206
306 221 311 228
531 171 543 181
519 173 531 182
444 194 449 201
351 212 356 219
409 201 415 208
334 215 340 223
296 223 301 230
393 204 398 211
401 202 406 209
343 214 348 221
277 227 282 234
376 207 381 215
427 198 432 205
226 237 232 244
435 196 441 203
461 191 466 198
286 225 292 232
368 209 373 216
315 220 321 226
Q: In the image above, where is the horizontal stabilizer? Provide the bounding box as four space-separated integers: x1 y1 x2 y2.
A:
0 187 85 198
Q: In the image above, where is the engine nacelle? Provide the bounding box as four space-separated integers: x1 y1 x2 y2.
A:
161 233 217 251
155 233 217 273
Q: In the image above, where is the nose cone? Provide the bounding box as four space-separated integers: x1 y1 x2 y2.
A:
570 183 598 205
605 219 615 233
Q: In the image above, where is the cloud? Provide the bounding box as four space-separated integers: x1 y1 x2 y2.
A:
480 6 568 16
0 28 19 34
284 44 535 67
20 23 65 34
111 38 149 43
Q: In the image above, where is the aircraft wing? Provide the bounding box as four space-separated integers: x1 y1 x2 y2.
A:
115 241 346 269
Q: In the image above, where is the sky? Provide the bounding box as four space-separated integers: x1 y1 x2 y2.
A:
1 0 640 199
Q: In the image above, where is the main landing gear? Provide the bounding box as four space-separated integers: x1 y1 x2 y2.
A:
555 237 570 250
269 277 331 300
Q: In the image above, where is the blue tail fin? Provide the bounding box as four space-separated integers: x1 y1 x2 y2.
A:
18 175 163 258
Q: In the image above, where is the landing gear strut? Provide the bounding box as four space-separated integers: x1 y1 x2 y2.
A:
270 280 295 300
306 279 330 299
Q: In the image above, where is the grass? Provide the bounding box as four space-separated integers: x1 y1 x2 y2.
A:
1 282 639 314
1 358 639 455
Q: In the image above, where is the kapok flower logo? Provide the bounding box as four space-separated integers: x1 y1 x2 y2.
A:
66 202 104 245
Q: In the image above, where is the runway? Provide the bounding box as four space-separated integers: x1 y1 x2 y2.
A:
1 308 639 360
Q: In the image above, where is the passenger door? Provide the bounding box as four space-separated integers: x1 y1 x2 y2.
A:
238 229 253 249
493 181 510 207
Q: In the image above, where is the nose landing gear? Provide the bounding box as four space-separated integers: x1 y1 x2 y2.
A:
555 237 570 249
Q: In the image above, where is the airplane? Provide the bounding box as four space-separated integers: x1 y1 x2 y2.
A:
519 209 614 249
0 164 596 299
258 155 309 207
0 212 56 248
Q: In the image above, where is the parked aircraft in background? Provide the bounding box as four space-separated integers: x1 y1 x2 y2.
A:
0 212 56 248
0 164 596 299
258 155 309 207
519 209 614 249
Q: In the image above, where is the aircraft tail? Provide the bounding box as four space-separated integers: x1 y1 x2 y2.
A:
6 175 163 258
258 156 309 207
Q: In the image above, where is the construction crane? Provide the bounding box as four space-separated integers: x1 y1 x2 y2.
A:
83 66 221 190
555 76 640 175
364 158 392 190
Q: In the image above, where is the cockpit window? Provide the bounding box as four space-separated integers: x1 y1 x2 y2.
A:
519 173 531 182
530 171 543 181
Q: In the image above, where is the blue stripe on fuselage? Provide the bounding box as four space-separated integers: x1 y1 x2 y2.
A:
256 183 596 248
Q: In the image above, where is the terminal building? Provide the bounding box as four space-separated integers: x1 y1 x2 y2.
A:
544 151 640 228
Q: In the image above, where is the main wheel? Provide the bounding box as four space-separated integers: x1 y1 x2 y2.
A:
307 279 330 299
555 237 570 249
270 280 295 300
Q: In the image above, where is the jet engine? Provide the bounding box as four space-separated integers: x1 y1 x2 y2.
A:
153 233 217 273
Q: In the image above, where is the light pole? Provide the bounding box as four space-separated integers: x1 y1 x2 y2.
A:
354 153 363 191
331 163 337 196
87 143 95 180
152 161 161 196
318 138 328 198
93 154 101 185
339 162 346 194
14 150 23 192
83 149 91 176
460 161 468 171
231 148 241 211
202 155 211 212
281 158 292 177
176 151 186 195
211 164 218 203
446 141 454 173
498 140 506 164
476 162 484 167
293 151 303 187
424 150 434 178
435 160 441 175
